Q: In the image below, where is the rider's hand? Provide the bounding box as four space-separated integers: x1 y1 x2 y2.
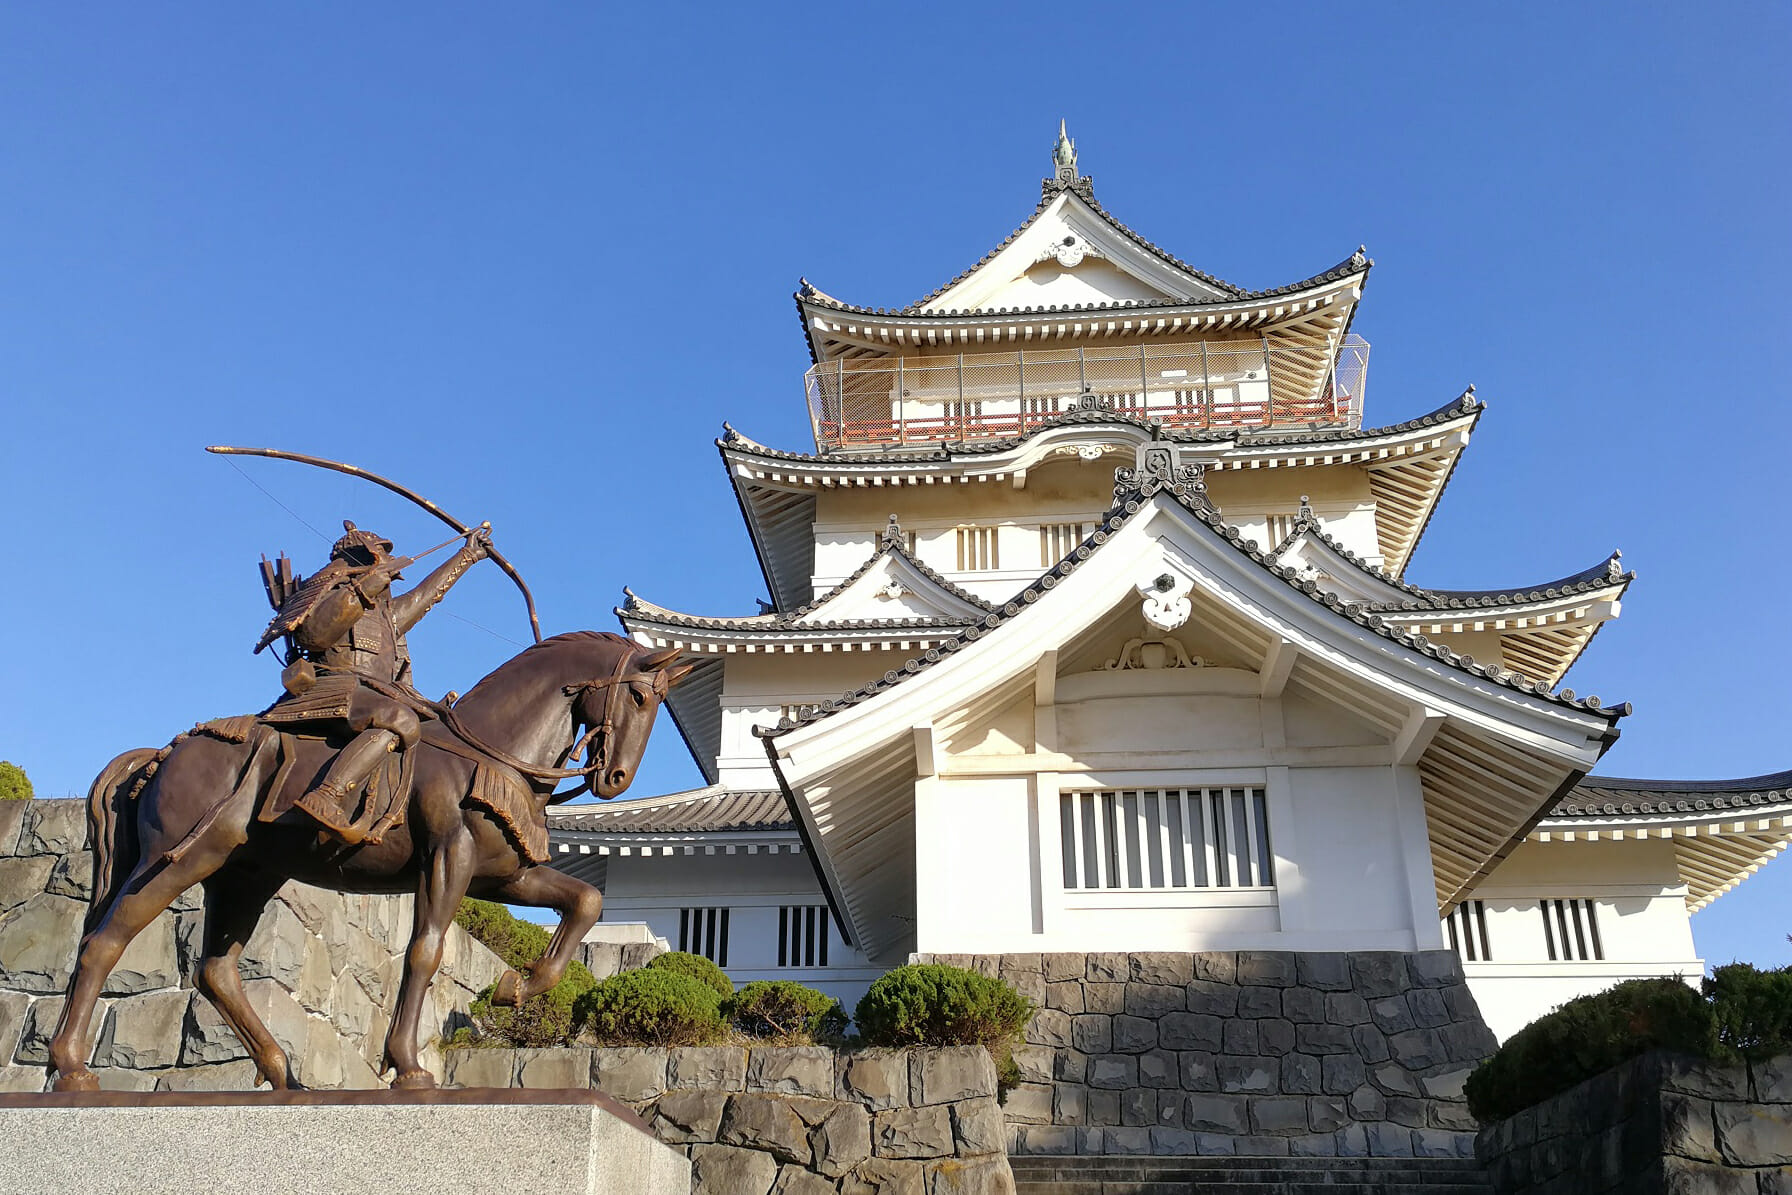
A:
467 523 493 560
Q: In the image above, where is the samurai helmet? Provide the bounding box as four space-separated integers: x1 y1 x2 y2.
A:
330 520 395 568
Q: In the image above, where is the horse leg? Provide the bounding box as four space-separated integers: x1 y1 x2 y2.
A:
47 848 228 1091
486 866 604 1006
193 868 295 1090
384 827 475 1089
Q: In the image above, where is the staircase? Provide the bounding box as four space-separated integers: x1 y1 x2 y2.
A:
1010 1155 1494 1194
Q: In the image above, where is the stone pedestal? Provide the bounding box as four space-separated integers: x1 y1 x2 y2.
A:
0 1088 691 1195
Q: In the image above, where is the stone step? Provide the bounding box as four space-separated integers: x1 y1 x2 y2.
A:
1011 1155 1493 1195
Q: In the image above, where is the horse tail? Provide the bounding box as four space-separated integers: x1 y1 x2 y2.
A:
84 746 161 931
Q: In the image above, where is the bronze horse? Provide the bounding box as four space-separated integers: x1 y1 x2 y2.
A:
48 630 691 1092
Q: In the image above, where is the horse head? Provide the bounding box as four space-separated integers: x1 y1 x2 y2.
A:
566 644 694 798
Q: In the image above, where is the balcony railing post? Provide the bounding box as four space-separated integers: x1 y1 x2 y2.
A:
957 352 966 433
1016 349 1025 429
1198 340 1211 428
1077 346 1087 394
836 358 844 445
1139 344 1149 410
1260 335 1274 426
897 357 906 445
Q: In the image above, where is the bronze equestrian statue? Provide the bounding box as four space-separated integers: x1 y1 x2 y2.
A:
48 455 692 1093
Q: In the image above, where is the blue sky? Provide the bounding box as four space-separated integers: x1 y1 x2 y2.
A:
2 5 1786 964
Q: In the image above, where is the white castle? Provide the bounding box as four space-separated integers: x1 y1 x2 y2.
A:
546 128 1788 1042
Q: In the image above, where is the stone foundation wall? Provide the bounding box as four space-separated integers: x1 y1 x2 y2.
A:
0 798 506 1092
1475 1050 1792 1194
914 950 1497 1160
444 1044 1016 1194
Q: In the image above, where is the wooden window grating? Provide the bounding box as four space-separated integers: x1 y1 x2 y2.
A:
1039 522 1088 566
1059 788 1273 891
1540 898 1603 961
955 526 999 570
678 906 730 967
1445 900 1493 962
778 905 830 968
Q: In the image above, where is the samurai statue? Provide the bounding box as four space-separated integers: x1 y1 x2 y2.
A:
256 519 491 843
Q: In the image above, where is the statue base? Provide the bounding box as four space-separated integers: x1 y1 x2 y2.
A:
0 1087 690 1195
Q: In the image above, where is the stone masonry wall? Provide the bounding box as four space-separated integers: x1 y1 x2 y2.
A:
914 950 1497 1160
1475 1050 1792 1194
0 798 506 1092
444 1043 1016 1195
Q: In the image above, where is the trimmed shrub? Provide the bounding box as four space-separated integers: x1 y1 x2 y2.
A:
1705 962 1792 1063
453 897 595 1048
0 761 32 801
726 980 848 1042
454 898 550 970
855 964 1034 1048
574 968 726 1046
1465 977 1716 1123
645 950 734 999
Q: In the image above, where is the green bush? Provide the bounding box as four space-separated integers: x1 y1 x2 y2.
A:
855 964 1034 1048
0 761 32 801
726 980 848 1042
453 897 595 1048
1705 963 1792 1063
573 968 726 1046
1465 977 1717 1123
645 950 734 999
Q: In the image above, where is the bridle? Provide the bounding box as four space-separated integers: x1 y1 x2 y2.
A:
434 647 671 799
558 650 674 794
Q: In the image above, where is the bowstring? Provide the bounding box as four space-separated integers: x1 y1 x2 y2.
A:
226 458 528 651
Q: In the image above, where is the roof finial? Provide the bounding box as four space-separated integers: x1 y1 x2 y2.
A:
1053 120 1077 177
1043 120 1094 204
883 513 904 546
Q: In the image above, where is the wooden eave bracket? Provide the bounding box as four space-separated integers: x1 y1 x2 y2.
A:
1394 705 1447 767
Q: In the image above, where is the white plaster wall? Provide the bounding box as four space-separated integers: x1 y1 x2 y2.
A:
1457 838 1704 1041
906 660 1442 955
600 851 883 1011
913 775 1039 953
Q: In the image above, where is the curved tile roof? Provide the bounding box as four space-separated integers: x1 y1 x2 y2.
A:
800 249 1369 321
758 465 1628 739
892 181 1251 313
618 517 994 635
1270 507 1632 614
1551 770 1792 819
548 787 789 835
721 390 1481 467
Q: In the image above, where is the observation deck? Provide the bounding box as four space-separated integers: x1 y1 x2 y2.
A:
804 335 1369 451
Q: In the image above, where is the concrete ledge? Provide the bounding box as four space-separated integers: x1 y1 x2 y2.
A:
0 1088 690 1195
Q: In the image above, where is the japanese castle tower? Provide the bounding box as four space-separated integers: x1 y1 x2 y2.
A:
549 128 1789 1042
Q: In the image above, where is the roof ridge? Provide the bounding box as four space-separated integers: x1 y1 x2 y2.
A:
759 459 1626 739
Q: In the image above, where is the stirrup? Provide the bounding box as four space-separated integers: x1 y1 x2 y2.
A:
294 785 365 845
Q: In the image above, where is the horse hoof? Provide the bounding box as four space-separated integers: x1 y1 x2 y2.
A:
52 1070 101 1093
390 1068 437 1092
494 969 524 1008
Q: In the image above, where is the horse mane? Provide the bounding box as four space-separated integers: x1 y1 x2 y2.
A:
454 630 636 708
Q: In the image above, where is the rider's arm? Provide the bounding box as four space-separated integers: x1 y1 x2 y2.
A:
291 583 368 653
391 530 490 634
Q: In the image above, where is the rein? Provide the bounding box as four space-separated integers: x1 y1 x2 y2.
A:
434 648 670 796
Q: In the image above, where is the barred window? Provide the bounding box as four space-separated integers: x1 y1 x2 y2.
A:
678 907 730 967
1540 898 1603 961
1039 522 1087 566
955 526 999 570
1444 900 1492 962
1263 512 1299 548
1060 788 1272 891
778 704 822 725
778 905 830 968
